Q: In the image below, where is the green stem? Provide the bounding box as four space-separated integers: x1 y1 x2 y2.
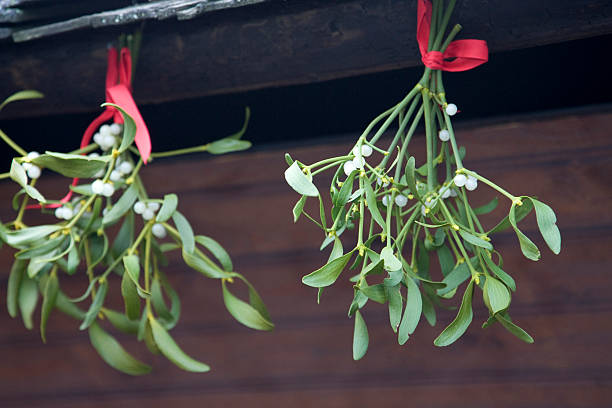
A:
150 144 209 159
461 169 518 202
0 128 27 156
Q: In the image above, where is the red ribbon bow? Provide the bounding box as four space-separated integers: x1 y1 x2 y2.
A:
29 47 151 210
417 0 488 72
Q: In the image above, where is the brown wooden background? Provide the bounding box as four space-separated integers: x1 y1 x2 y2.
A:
1 107 611 407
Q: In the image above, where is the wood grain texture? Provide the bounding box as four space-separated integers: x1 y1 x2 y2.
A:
2 0 612 118
1 108 611 407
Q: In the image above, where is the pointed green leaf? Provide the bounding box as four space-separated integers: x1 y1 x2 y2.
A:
483 276 510 315
172 212 195 254
473 197 499 215
121 268 141 320
102 308 140 334
530 198 561 255
386 284 402 333
509 203 540 261
182 249 232 279
102 184 138 225
40 271 59 343
488 199 533 235
207 138 251 154
495 313 534 343
0 90 44 111
149 317 210 372
404 156 421 199
80 280 108 330
363 180 386 231
292 196 307 222
458 230 493 250
156 194 178 223
437 261 470 296
4 225 60 248
18 276 39 330
284 162 319 197
360 284 387 303
7 259 26 318
434 280 474 347
483 254 516 292
101 103 136 154
353 310 369 360
31 152 110 178
302 251 353 288
195 235 233 272
222 280 274 331
88 322 152 375
398 276 422 345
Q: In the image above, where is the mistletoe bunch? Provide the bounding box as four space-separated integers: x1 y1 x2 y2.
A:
284 0 560 360
0 91 273 375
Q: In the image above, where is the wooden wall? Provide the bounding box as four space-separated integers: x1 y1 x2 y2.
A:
1 107 611 407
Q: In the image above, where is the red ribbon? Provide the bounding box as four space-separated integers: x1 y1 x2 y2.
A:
417 0 488 72
28 47 151 210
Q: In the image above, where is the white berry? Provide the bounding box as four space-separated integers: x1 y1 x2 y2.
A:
352 156 365 169
395 194 408 207
445 103 458 116
134 201 146 214
465 175 478 191
93 132 103 145
152 223 167 239
101 183 115 197
382 195 391 207
147 202 160 212
62 207 73 220
343 161 356 176
91 180 105 195
454 174 467 187
54 207 64 219
439 186 451 199
88 153 100 158
99 124 111 136
438 129 450 142
142 209 155 220
109 123 122 136
118 161 133 175
110 170 122 182
26 165 41 179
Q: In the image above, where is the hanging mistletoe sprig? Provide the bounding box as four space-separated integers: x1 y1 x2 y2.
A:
283 0 560 360
0 91 273 375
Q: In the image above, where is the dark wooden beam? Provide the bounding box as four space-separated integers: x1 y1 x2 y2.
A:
1 0 612 119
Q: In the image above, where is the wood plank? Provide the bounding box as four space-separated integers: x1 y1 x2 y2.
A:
2 0 612 118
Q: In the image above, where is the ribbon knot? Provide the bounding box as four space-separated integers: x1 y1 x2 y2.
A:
417 0 488 72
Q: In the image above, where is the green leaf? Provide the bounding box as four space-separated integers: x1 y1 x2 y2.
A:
227 106 251 140
0 90 44 111
386 284 402 332
292 196 307 222
40 271 59 343
182 249 232 279
380 246 402 271
360 284 387 304
353 310 369 361
421 292 436 326
509 203 541 261
80 280 108 330
404 156 421 199
398 276 422 345
102 184 138 225
363 180 386 231
157 194 178 223
31 152 110 178
473 197 499 215
101 103 136 154
302 251 353 288
111 211 134 258
488 199 533 235
10 160 46 202
207 138 251 154
149 317 210 372
7 259 26 318
332 171 356 218
151 274 181 330
483 276 510 315
434 280 474 347
495 314 534 343
88 322 152 375
436 245 455 277
458 230 493 250
284 162 319 197
122 255 150 296
483 255 516 292
121 267 141 320
172 212 195 253
195 235 233 272
18 276 39 330
328 237 343 263
55 291 85 320
222 280 274 331
4 225 60 248
102 308 140 334
67 244 79 275
530 198 561 255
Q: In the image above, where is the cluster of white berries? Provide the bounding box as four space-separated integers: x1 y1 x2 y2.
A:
133 201 160 221
91 179 115 197
54 201 84 220
445 103 458 116
438 184 458 199
454 173 478 191
343 145 373 176
382 193 410 208
93 123 122 151
133 201 167 238
110 158 133 182
21 151 42 179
